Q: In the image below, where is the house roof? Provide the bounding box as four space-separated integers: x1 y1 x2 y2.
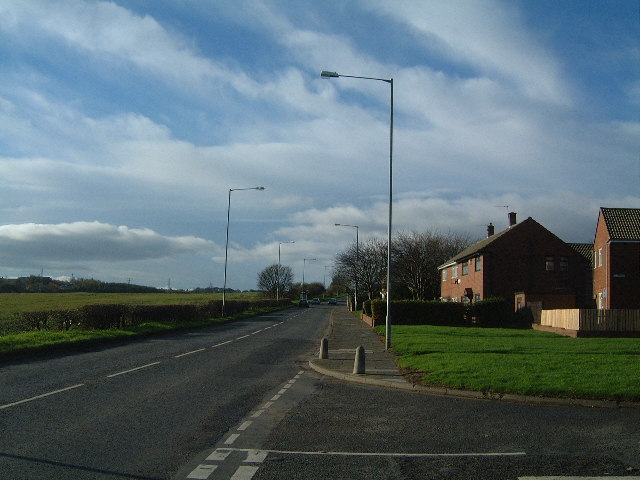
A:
568 243 593 268
600 207 640 240
438 217 536 268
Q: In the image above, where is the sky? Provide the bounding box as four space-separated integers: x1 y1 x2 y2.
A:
0 0 638 291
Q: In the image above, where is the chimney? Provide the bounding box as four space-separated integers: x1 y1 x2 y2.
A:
487 223 494 237
508 212 517 227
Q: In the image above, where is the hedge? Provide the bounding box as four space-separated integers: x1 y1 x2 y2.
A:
367 298 520 328
2 299 291 334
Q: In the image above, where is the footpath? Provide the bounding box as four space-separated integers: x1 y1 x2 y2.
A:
308 305 640 409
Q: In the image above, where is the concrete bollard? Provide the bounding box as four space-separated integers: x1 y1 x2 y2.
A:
353 345 365 374
319 337 329 359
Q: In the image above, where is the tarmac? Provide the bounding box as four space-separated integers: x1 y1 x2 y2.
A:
308 305 640 410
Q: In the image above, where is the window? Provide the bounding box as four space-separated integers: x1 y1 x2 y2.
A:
442 269 447 282
598 248 602 267
559 256 569 272
475 256 482 271
474 294 481 303
462 260 469 275
453 265 458 278
545 256 555 271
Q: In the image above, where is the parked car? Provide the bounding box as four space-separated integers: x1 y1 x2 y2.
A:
311 298 321 304
298 299 309 308
328 298 337 305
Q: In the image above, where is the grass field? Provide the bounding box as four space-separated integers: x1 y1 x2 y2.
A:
379 324 640 402
0 292 277 358
0 291 260 315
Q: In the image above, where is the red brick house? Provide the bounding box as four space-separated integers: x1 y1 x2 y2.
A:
593 207 640 309
438 213 592 309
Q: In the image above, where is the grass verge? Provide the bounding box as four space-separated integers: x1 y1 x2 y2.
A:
0 306 285 359
376 324 640 402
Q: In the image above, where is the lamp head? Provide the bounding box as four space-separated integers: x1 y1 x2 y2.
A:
321 71 339 78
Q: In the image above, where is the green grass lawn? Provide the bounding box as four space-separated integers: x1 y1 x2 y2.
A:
379 324 640 402
0 291 260 315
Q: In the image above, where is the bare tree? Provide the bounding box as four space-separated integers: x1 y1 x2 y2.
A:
393 230 473 300
335 238 387 302
257 264 293 298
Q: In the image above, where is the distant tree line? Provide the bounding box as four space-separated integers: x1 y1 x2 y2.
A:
0 276 246 294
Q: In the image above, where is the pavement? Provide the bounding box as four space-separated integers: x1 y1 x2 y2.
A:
308 305 640 410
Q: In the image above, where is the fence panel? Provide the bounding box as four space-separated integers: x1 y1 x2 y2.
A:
542 309 640 332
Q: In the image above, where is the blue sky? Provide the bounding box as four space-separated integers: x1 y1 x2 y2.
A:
0 0 638 290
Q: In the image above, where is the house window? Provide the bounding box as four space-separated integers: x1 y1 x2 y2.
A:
462 260 469 275
442 269 447 282
475 256 482 271
559 256 569 272
453 265 458 278
594 251 597 269
598 248 602 267
545 256 555 271
474 294 481 303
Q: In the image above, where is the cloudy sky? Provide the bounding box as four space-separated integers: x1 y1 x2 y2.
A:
1 0 638 291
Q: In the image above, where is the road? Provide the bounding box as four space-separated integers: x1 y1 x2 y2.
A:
0 306 327 479
2 303 639 480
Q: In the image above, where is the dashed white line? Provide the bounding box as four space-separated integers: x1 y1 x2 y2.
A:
0 383 85 410
250 409 265 418
224 433 240 445
206 449 233 462
230 465 259 480
106 362 161 378
175 348 206 358
211 340 233 348
238 421 252 431
270 394 281 401
187 464 217 479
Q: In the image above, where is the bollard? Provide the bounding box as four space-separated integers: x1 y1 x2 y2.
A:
319 337 329 359
353 345 365 374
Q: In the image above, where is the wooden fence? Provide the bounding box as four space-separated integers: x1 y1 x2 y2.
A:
541 309 640 332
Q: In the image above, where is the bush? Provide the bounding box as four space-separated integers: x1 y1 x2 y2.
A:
370 299 466 327
467 298 512 327
5 299 291 333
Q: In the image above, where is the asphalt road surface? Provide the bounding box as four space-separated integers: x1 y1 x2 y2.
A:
2 304 639 480
0 306 327 479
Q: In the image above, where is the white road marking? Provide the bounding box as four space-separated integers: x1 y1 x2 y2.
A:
222 447 526 458
270 394 281 401
224 433 240 445
175 348 206 358
244 450 268 463
519 477 640 480
250 409 265 418
261 401 273 409
238 421 252 431
205 449 233 462
0 383 85 410
106 362 161 378
278 388 287 395
187 464 217 479
230 465 259 480
211 340 233 348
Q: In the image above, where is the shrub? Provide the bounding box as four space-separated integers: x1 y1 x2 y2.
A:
370 299 466 327
466 297 513 327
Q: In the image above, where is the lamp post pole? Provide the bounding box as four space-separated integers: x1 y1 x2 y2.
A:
222 186 264 316
322 70 393 349
302 258 317 300
335 223 359 311
277 241 295 301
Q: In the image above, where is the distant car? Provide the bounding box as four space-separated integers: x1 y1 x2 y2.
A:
311 298 321 304
298 299 309 308
328 298 337 305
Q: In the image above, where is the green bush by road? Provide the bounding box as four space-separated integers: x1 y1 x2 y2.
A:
379 324 640 402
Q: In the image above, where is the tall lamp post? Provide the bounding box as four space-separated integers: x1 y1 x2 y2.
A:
302 258 317 300
322 70 393 349
277 241 295 301
223 186 265 316
335 223 359 311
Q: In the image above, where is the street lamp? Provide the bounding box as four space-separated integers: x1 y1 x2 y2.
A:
322 70 393 349
302 258 317 300
335 223 359 311
277 241 295 301
222 186 265 316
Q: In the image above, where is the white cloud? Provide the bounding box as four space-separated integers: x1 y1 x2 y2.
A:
0 221 215 267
